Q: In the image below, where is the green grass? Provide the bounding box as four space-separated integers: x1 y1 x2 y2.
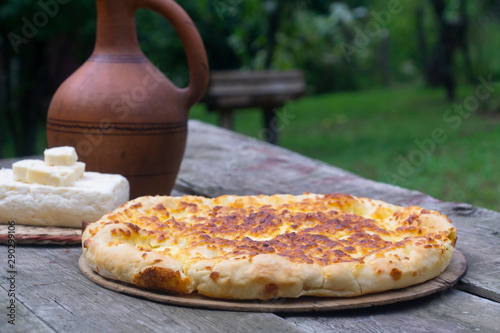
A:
189 84 500 212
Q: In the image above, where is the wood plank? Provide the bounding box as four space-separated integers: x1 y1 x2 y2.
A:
208 82 305 97
1 245 305 332
283 289 500 333
177 120 500 302
0 284 54 332
449 209 500 302
206 95 296 110
210 70 303 81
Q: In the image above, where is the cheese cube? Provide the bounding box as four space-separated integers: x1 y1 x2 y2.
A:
0 169 130 228
44 146 78 166
11 159 35 182
13 160 85 187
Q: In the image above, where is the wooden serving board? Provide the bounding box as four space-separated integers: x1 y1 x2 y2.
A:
0 224 81 245
79 250 467 313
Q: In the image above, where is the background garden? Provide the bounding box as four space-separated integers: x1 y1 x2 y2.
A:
1 0 500 210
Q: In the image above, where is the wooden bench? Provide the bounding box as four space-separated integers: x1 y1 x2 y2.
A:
201 70 305 144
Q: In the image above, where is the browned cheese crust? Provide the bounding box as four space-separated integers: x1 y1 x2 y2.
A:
81 193 457 300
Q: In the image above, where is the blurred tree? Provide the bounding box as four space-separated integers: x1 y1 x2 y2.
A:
0 0 95 157
423 0 471 100
108 2 244 87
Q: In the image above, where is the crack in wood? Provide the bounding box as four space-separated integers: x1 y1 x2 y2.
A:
456 281 500 303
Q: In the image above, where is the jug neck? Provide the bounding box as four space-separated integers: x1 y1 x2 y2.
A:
93 0 143 55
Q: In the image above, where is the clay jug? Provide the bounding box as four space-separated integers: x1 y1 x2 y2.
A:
46 0 209 199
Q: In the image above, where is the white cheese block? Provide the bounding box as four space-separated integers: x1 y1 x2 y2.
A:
44 146 78 166
0 169 130 228
12 160 85 187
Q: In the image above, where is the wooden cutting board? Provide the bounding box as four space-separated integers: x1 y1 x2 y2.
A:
79 250 466 313
0 224 81 245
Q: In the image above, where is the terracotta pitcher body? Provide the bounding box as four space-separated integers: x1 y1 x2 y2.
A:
46 0 208 199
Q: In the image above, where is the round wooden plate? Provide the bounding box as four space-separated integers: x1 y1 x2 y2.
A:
79 250 466 313
0 225 81 245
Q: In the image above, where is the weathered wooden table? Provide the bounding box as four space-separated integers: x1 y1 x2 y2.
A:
1 120 499 332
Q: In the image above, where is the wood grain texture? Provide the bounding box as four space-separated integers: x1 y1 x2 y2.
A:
283 289 500 333
0 286 54 333
0 245 304 333
0 225 81 245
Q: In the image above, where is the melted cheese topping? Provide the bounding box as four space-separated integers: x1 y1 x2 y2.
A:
85 193 455 268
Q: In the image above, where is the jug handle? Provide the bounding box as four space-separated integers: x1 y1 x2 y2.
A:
140 0 209 109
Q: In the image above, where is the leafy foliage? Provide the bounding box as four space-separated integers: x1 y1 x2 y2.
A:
1 0 499 156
